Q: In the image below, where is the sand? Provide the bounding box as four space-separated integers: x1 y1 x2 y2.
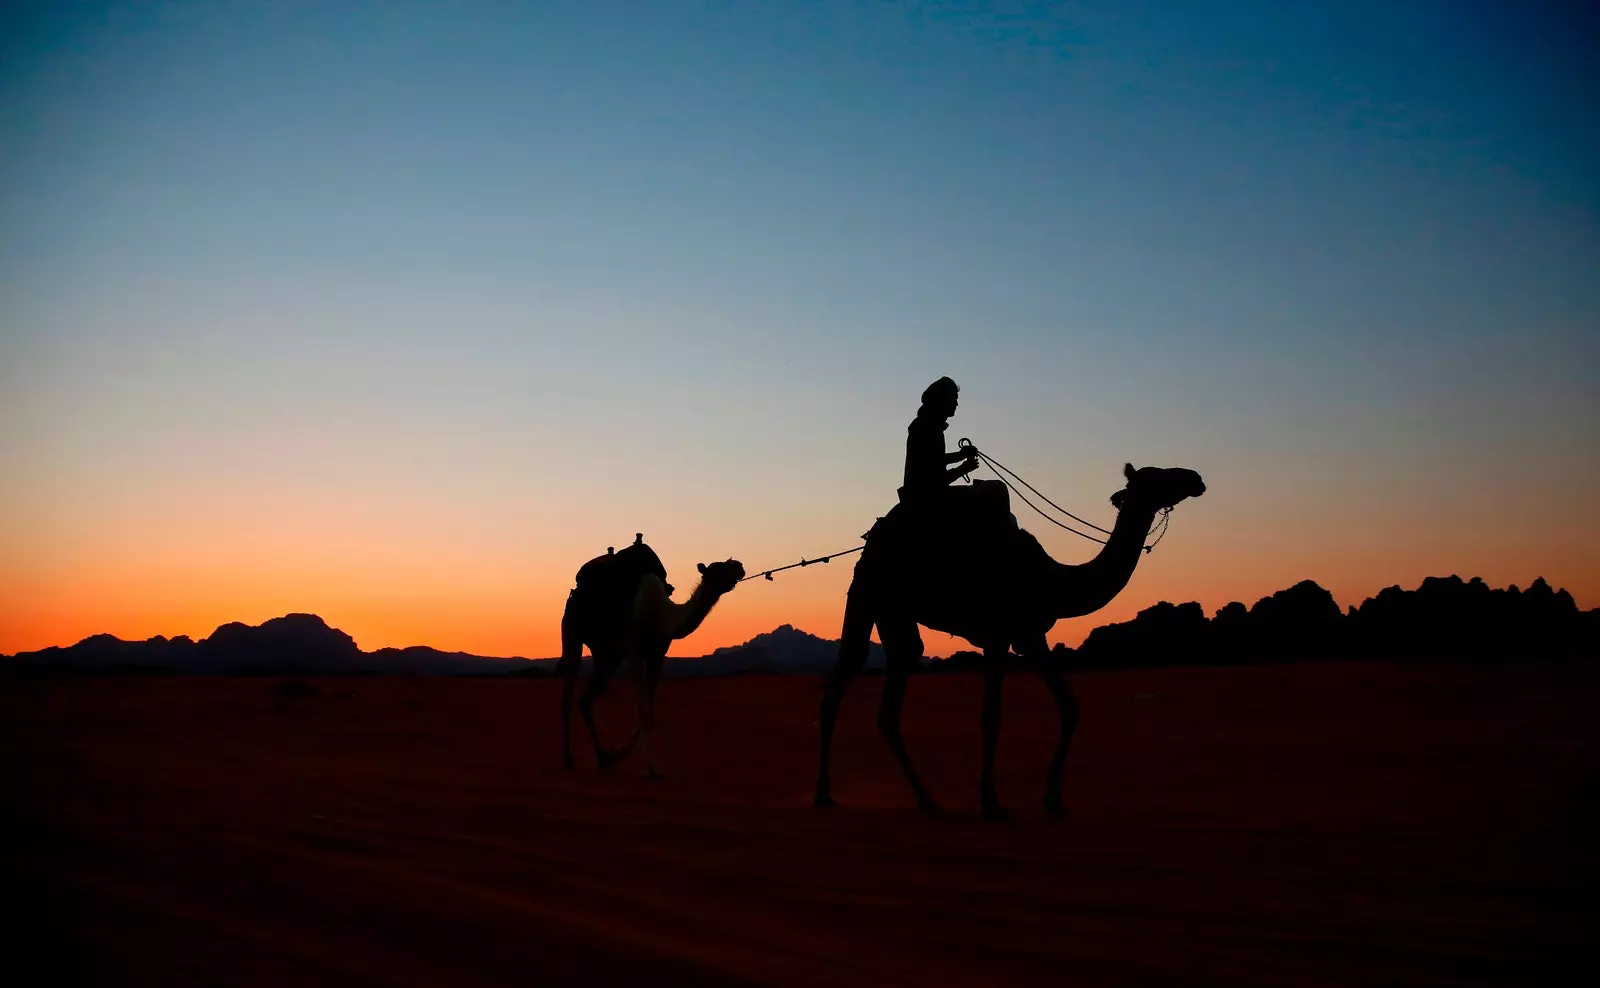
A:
3 661 1594 987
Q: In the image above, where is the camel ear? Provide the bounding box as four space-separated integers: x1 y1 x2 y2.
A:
697 562 707 574
1124 462 1137 481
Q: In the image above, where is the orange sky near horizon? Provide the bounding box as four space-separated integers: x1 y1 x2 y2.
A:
4 448 1596 659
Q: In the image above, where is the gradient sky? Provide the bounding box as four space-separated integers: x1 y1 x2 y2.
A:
3 1 1597 658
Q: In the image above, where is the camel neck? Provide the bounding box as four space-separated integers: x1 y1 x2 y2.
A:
1050 501 1161 620
669 579 725 640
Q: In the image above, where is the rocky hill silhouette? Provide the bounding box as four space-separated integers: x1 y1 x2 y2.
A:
520 625 887 679
2 614 544 676
200 614 363 673
674 624 887 677
5 575 1594 677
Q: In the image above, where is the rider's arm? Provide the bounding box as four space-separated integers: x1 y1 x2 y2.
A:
943 443 978 481
943 460 977 485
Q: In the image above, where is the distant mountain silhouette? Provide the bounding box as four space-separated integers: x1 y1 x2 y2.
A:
363 645 549 676
669 624 888 677
11 631 203 674
2 614 546 677
5 575 1594 677
521 625 887 679
200 613 363 673
2 616 885 678
1343 575 1593 659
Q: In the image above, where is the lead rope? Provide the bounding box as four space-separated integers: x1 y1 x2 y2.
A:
738 544 866 583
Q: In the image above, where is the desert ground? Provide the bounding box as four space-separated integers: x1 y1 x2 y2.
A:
3 661 1594 987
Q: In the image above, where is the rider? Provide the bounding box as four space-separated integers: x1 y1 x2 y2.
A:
898 377 1016 543
900 376 980 505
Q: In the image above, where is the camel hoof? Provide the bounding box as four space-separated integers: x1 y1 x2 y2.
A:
981 804 1015 823
917 798 943 815
597 748 623 771
1042 796 1067 818
643 767 664 781
813 792 837 808
562 754 576 772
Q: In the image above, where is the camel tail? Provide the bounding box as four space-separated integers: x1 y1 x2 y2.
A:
558 592 584 769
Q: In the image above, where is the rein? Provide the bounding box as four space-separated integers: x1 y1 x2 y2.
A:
740 441 1178 583
958 439 1173 554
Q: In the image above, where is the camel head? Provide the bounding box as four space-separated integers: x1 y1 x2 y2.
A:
695 559 747 595
1109 462 1206 513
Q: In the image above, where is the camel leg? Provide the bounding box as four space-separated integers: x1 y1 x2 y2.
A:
877 617 939 813
559 656 580 771
579 655 617 769
646 649 664 710
605 642 666 766
1026 637 1079 816
630 648 663 779
980 650 1010 821
815 578 875 807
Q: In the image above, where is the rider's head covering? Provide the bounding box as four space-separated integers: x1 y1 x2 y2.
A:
920 376 959 410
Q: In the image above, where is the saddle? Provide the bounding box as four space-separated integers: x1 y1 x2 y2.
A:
892 479 1015 533
570 536 669 636
874 478 1022 579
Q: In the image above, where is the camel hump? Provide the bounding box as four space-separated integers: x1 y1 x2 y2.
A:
574 539 669 595
571 539 671 634
614 540 667 583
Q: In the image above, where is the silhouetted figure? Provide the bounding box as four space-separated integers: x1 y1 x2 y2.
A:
900 377 980 504
557 535 745 777
815 462 1206 819
899 378 1016 542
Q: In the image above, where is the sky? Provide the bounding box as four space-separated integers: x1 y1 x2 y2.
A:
3 0 1597 658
